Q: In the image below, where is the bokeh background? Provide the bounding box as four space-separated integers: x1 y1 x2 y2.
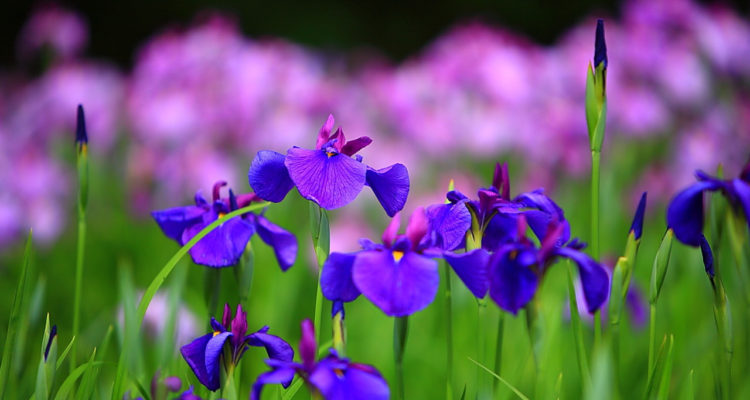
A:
1 0 749 398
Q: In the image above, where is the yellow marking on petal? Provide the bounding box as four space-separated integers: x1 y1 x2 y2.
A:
334 368 345 378
326 152 336 158
218 212 227 218
392 251 404 262
509 250 518 260
213 331 221 337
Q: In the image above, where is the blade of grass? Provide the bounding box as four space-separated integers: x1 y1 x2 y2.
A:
54 357 101 400
656 335 675 400
468 357 529 400
566 262 590 391
56 337 76 370
0 231 33 398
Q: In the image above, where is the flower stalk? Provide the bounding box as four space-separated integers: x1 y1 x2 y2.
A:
309 203 330 346
393 316 409 400
72 105 89 375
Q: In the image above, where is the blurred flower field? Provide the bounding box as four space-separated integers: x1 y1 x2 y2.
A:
1 0 749 399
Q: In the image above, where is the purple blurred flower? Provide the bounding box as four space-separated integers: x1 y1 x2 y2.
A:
17 5 88 61
251 319 389 400
667 160 750 248
321 208 440 316
181 304 294 392
248 114 410 216
151 181 297 269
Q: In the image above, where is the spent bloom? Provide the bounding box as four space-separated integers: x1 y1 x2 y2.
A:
181 304 294 392
252 319 389 400
152 181 297 268
248 114 410 216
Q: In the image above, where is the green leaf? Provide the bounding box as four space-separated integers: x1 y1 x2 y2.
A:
54 357 101 400
34 314 57 400
0 230 34 398
280 377 304 400
467 357 529 400
56 337 76 370
656 335 675 400
566 262 590 390
584 346 613 400
608 257 629 327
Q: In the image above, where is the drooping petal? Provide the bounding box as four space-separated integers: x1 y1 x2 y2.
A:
247 328 295 370
488 247 538 314
252 214 298 271
352 250 439 317
248 150 295 203
204 332 232 391
250 363 298 400
481 213 517 251
425 201 471 251
321 252 361 302
444 249 490 298
309 357 390 400
181 334 213 389
666 180 721 246
182 215 255 267
365 164 410 217
285 148 367 210
151 206 206 244
515 190 570 245
556 247 609 313
341 136 373 156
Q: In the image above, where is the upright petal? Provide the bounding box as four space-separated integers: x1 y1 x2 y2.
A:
252 214 298 271
630 192 647 240
666 180 720 246
180 334 213 390
405 207 428 249
365 164 410 217
425 202 471 251
381 213 401 247
182 215 255 267
488 248 538 314
556 247 609 313
285 148 367 210
299 319 317 371
151 206 206 244
321 252 361 302
444 249 490 298
352 250 439 317
248 150 295 203
309 357 390 400
316 114 336 150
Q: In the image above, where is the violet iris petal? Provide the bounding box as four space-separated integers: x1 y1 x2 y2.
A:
151 205 206 244
555 247 610 313
488 248 538 314
181 210 255 268
699 236 715 277
251 360 298 400
666 180 721 246
514 190 570 245
630 192 647 239
731 178 750 229
481 213 517 251
204 332 232 390
443 249 490 298
352 250 439 317
251 214 298 271
425 202 471 251
180 333 219 391
321 253 361 302
365 164 410 217
248 150 295 203
309 357 390 400
285 147 367 210
247 329 295 383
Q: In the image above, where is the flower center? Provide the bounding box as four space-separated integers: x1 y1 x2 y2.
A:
392 251 404 262
213 331 221 337
326 151 336 158
218 212 227 218
334 368 345 378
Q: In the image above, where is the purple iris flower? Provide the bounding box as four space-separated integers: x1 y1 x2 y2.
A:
180 304 294 392
321 208 442 317
667 160 750 248
445 162 570 251
487 217 609 314
251 319 389 400
152 181 297 269
248 114 410 216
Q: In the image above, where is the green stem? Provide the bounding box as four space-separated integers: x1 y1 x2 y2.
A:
204 268 222 317
71 208 86 374
394 316 409 400
443 263 454 400
237 243 255 308
590 149 601 349
567 263 590 391
309 205 330 347
648 303 656 377
493 311 504 394
477 298 490 400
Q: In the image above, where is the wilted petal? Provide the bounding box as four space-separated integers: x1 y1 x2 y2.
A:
666 180 720 246
182 215 255 267
488 248 538 314
352 250 439 317
309 357 390 400
151 205 206 244
365 164 410 217
556 247 609 313
253 214 298 271
425 202 471 251
444 249 490 298
285 148 366 210
248 150 295 203
321 252 361 302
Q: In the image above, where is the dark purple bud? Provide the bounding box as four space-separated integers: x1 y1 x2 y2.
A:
299 319 317 371
76 104 88 145
492 163 510 200
212 181 227 203
630 192 647 240
222 303 232 329
44 325 57 361
699 235 715 277
164 376 182 392
231 304 248 348
594 19 607 69
229 189 239 211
